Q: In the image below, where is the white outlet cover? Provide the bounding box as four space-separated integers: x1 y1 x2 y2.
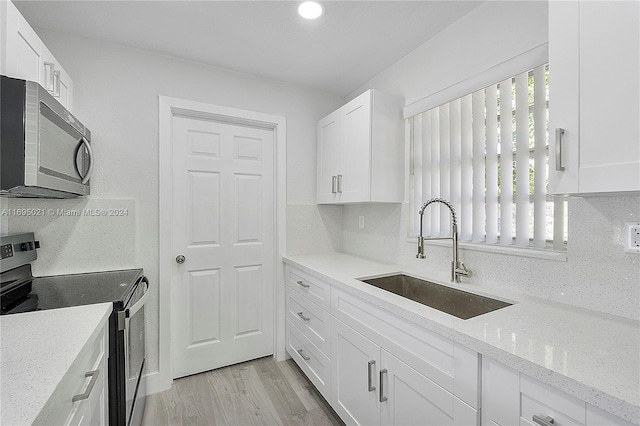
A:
624 222 640 253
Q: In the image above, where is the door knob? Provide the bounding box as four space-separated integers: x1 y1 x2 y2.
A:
175 255 186 264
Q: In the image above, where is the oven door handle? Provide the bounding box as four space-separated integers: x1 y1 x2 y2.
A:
118 277 149 331
127 277 149 319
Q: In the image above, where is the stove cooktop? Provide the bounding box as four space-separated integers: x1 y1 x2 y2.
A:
1 268 143 315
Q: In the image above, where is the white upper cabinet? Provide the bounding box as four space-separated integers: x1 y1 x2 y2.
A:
1 0 73 111
549 0 639 194
317 89 405 204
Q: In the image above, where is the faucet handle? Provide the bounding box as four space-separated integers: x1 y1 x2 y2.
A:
456 262 472 278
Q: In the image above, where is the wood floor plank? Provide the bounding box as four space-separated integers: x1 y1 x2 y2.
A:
142 356 344 426
276 359 321 412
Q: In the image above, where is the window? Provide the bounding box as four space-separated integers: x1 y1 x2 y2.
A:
410 64 567 250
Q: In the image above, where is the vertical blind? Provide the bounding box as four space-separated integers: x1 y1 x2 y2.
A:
411 64 560 249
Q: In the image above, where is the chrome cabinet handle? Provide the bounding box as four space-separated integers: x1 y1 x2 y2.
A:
379 368 388 402
52 70 60 97
72 370 100 402
297 349 310 361
367 360 376 392
44 62 55 92
332 176 337 194
296 280 310 288
176 255 186 264
533 415 555 426
297 312 310 322
555 128 565 171
337 174 343 193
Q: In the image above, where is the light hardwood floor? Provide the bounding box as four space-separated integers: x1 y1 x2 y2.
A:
141 357 344 426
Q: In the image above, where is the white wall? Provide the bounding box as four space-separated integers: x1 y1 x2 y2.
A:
6 30 343 377
341 1 640 321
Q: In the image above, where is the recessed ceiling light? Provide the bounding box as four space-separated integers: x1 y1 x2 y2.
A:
298 1 324 20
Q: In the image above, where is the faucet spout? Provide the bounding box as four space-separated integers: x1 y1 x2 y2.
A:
416 198 471 283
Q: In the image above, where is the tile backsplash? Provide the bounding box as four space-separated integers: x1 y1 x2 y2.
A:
289 195 640 321
3 198 136 276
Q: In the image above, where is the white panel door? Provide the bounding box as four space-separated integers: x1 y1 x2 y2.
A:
380 349 478 426
341 93 372 203
172 116 274 379
317 111 343 204
331 317 381 426
5 0 42 83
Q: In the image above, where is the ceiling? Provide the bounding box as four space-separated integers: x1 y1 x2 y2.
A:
14 1 483 97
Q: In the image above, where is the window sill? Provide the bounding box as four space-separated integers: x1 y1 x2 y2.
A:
406 237 568 262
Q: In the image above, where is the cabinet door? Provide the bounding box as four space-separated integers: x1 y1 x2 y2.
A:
341 92 372 203
381 349 478 426
550 0 640 194
548 0 580 194
4 0 42 82
577 1 639 193
317 110 343 204
331 317 381 426
481 358 521 426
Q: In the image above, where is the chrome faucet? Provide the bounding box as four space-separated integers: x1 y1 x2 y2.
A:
416 198 471 283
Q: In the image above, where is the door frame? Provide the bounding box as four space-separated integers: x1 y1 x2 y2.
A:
152 95 286 394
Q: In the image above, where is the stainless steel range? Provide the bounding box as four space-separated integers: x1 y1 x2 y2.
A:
0 233 148 426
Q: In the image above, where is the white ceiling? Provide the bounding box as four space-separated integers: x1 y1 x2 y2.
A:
14 1 483 96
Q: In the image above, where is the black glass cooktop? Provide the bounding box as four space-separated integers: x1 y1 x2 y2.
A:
1 268 143 315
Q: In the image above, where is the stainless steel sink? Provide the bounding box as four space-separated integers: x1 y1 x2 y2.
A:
359 274 512 320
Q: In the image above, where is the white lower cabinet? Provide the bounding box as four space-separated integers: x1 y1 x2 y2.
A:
285 264 637 426
482 357 636 426
40 320 109 425
332 316 477 426
284 264 480 426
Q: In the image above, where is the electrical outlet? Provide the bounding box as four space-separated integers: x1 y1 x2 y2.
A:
624 222 640 253
358 216 365 229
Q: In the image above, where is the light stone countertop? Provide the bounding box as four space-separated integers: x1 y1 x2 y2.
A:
0 303 112 425
284 252 640 424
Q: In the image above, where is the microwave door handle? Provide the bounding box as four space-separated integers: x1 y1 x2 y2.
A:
126 277 150 319
74 137 94 185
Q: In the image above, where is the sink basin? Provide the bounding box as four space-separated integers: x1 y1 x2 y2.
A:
359 274 512 320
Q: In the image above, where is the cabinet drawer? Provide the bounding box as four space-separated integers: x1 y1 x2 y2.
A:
286 320 331 398
520 375 586 426
38 325 108 425
286 287 330 356
286 266 330 311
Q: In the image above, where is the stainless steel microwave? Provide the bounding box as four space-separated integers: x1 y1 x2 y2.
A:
1 76 93 198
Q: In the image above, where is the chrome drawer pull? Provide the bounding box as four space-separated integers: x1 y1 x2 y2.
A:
72 370 100 402
297 312 310 321
297 349 310 361
379 369 388 402
367 360 376 392
332 176 337 194
296 280 310 288
533 415 555 426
